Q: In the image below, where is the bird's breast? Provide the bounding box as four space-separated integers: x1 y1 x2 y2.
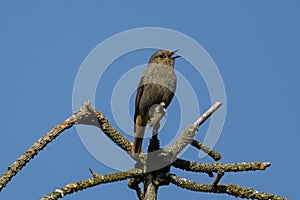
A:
140 65 177 93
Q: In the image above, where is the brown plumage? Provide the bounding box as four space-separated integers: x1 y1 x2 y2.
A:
132 49 179 157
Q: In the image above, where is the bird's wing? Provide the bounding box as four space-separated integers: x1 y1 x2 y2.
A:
134 76 145 124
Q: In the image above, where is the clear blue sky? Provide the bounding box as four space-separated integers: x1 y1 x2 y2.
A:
0 1 299 199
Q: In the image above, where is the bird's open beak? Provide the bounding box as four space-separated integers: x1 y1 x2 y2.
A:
170 49 181 59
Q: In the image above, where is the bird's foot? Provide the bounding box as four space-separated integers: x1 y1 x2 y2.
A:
148 102 166 127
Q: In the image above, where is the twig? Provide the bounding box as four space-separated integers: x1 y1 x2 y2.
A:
212 170 224 186
41 169 142 200
128 177 144 200
134 185 145 200
191 140 221 161
169 174 287 200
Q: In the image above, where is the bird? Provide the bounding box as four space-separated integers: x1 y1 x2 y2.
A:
132 49 179 157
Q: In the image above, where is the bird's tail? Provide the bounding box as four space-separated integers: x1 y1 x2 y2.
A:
132 124 146 157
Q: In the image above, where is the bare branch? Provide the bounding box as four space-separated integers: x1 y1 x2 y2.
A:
41 169 142 200
77 101 148 163
172 159 271 173
134 185 145 200
194 101 223 126
212 170 225 186
169 174 287 200
76 101 133 154
164 102 222 158
144 173 158 200
128 177 144 200
191 140 221 161
0 101 91 192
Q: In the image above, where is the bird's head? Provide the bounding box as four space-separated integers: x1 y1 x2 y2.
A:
148 49 180 68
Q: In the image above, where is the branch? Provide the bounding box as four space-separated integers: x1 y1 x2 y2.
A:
164 102 222 158
212 170 225 186
41 169 142 200
75 101 132 153
77 101 147 163
191 140 221 161
169 174 287 200
0 101 91 192
172 159 271 173
128 177 144 200
144 173 158 200
0 100 143 193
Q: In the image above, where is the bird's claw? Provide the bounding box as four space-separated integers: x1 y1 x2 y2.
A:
148 102 166 127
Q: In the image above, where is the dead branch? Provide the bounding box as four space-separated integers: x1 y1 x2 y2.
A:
169 174 286 200
191 140 221 161
164 102 222 158
40 169 142 200
0 101 91 192
76 101 148 164
172 159 271 173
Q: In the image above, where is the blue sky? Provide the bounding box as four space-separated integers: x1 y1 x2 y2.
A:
0 1 299 199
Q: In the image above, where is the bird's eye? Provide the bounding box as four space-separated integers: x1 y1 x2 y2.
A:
159 54 164 58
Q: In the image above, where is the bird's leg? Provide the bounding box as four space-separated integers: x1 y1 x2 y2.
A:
146 102 170 172
148 122 160 153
